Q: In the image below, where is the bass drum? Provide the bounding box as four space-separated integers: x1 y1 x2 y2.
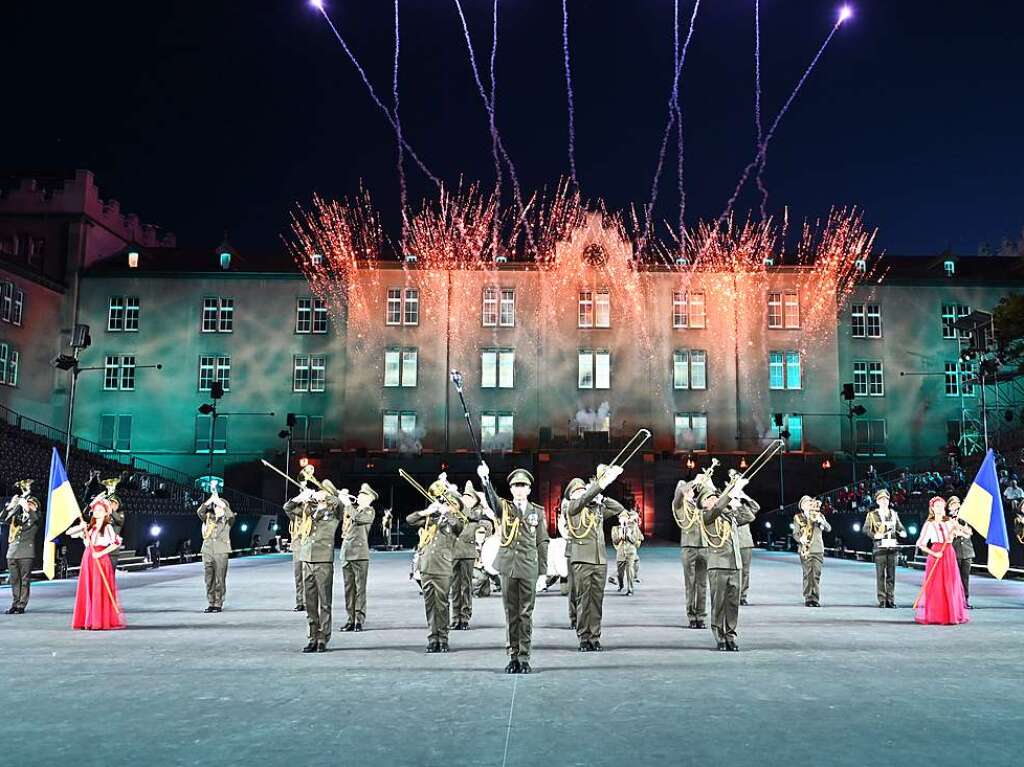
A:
546 537 568 578
480 533 501 576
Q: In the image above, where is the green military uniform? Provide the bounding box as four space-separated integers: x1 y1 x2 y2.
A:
408 500 465 651
672 479 709 628
301 493 343 650
450 483 483 629
198 497 235 611
792 497 831 606
863 490 906 608
564 478 625 650
612 515 641 596
701 487 757 650
737 521 754 605
283 493 315 610
484 469 549 673
558 500 578 629
341 484 376 630
950 506 975 606
4 485 40 614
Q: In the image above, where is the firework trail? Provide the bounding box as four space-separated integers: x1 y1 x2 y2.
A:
673 0 684 242
313 2 440 187
562 0 578 186
721 9 849 224
640 0 701 253
452 0 530 251
753 0 769 218
393 0 408 239
489 0 503 252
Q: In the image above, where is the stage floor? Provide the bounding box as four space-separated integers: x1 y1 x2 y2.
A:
2 547 1021 767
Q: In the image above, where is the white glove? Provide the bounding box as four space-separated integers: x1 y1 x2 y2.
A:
598 465 623 490
477 462 490 480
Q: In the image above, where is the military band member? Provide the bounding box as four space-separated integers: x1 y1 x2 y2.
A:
283 485 315 612
947 496 975 609
4 480 40 614
792 495 831 607
563 464 625 652
451 481 484 630
298 482 344 652
672 470 715 629
611 509 641 597
341 483 378 632
478 463 549 674
863 488 907 608
699 478 757 651
737 521 754 606
407 479 465 652
557 497 578 630
198 489 235 613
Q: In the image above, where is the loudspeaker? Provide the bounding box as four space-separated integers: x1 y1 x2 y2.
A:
286 412 297 428
71 323 91 349
841 383 855 401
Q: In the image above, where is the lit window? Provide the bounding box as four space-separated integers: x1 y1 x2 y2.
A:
386 288 402 325
0 343 6 385
383 410 418 451
219 251 232 270
853 361 884 397
941 303 970 340
11 288 24 327
481 412 514 452
403 289 419 325
311 253 323 266
0 282 12 323
769 351 801 390
107 296 124 331
672 290 706 329
482 287 498 327
673 350 707 390
768 290 800 329
595 289 610 327
201 297 233 333
128 250 140 268
198 355 231 392
674 412 708 451
103 355 135 391
579 349 610 389
384 348 417 388
578 290 594 328
482 349 515 389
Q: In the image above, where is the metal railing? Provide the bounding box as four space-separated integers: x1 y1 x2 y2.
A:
0 403 280 516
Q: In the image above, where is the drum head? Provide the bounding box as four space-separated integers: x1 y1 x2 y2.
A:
481 533 501 576
547 537 568 578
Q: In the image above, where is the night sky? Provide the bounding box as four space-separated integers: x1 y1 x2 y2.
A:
3 0 1021 256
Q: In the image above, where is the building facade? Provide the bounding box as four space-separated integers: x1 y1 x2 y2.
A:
3 172 1023 535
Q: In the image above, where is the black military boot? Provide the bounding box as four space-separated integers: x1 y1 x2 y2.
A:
342 622 355 632
716 641 727 651
426 641 440 653
5 606 18 615
316 641 327 653
204 606 216 613
354 622 364 632
590 640 603 652
439 641 450 653
695 620 706 629
518 661 532 674
725 640 740 652
578 641 592 652
504 659 519 674
302 641 317 653
294 604 305 612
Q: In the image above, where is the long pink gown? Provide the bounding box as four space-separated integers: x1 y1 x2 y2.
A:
72 525 126 630
914 520 969 626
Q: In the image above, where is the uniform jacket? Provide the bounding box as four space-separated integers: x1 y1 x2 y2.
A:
407 508 465 576
564 480 625 565
198 500 236 556
4 500 39 561
671 480 705 548
791 511 831 556
340 503 375 562
702 495 757 570
484 479 549 580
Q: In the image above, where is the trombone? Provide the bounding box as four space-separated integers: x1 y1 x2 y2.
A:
608 428 653 470
719 439 785 500
399 469 466 522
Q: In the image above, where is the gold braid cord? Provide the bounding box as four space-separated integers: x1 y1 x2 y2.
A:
567 506 597 539
675 498 730 548
8 520 21 544
498 501 521 548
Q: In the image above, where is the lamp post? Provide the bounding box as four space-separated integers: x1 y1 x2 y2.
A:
53 324 163 469
197 382 274 489
279 413 297 503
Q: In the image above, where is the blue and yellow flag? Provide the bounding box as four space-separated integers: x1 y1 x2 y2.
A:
44 447 82 580
959 449 1011 579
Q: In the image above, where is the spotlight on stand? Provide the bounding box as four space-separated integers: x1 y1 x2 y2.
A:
852 523 861 533
53 354 78 371
908 525 919 536
851 405 867 417
198 403 214 415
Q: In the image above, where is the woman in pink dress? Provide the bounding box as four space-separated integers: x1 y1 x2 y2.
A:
914 496 969 626
68 499 125 630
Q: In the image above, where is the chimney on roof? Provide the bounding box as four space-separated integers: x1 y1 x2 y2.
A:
217 234 236 270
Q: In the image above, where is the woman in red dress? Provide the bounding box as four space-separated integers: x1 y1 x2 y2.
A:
914 496 969 626
68 498 125 630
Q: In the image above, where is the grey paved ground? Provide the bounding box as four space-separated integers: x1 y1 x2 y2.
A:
1 546 1021 767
